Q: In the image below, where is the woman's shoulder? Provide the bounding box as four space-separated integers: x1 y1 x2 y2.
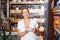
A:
18 19 24 23
31 19 36 22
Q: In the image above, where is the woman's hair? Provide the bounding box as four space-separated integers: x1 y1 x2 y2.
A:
21 7 29 13
21 7 29 18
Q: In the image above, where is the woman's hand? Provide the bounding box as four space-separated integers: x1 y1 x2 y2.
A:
18 28 28 37
31 28 35 32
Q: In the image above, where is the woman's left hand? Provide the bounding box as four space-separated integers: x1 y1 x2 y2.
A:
31 28 35 32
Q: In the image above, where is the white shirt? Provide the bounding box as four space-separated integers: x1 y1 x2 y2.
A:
17 19 38 40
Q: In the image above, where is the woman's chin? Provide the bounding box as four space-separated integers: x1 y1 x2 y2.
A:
24 17 29 19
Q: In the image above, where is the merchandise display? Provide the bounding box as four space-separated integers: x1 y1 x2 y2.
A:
0 0 49 40
37 36 43 40
39 26 44 32
53 4 60 40
54 16 60 28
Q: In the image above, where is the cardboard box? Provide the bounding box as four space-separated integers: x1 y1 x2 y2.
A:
37 36 43 40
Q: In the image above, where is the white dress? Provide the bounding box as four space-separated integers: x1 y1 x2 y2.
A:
17 19 38 40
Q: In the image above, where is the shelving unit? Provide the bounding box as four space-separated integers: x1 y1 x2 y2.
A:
10 9 44 14
0 0 49 40
10 10 21 14
1 0 7 17
9 1 45 23
10 1 44 4
53 6 60 26
9 0 45 40
52 0 60 40
53 6 60 15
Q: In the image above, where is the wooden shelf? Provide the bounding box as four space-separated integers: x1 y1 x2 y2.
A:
11 18 44 23
53 6 60 15
10 9 44 14
37 36 44 40
36 18 44 23
10 10 21 14
53 6 60 12
12 28 18 32
10 1 44 4
54 13 60 14
53 10 60 13
29 9 44 13
54 13 60 16
11 19 21 23
5 32 18 35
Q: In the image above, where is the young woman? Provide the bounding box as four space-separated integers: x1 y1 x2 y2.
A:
17 7 38 40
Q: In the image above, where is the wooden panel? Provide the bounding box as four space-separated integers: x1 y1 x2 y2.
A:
10 10 21 14
10 9 44 14
48 0 54 40
53 6 60 12
11 19 21 23
10 1 44 4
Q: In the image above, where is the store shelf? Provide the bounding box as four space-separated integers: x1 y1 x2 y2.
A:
53 10 60 13
53 6 60 12
11 18 44 23
10 1 44 4
29 9 44 13
10 10 21 14
11 19 21 23
36 18 44 23
53 6 60 15
2 32 18 35
12 28 18 32
10 9 44 14
54 12 60 14
54 11 60 15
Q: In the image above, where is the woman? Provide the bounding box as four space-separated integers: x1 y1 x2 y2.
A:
17 7 38 40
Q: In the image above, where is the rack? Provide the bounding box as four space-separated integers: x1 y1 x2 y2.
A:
10 9 44 14
10 1 44 4
9 1 45 23
53 0 60 40
9 0 45 40
0 0 49 40
53 6 60 15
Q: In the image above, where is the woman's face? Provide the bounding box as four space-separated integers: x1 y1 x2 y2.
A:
22 9 29 18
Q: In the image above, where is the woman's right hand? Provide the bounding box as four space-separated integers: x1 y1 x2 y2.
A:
25 27 29 33
18 28 28 37
30 28 35 32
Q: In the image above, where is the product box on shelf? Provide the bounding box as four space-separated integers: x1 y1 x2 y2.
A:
54 16 60 28
37 36 43 40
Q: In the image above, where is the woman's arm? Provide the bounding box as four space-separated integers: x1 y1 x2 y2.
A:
36 27 39 31
31 28 35 32
18 29 27 37
30 27 39 33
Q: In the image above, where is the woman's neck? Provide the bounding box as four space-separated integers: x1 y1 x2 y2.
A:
24 18 30 22
24 18 29 20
